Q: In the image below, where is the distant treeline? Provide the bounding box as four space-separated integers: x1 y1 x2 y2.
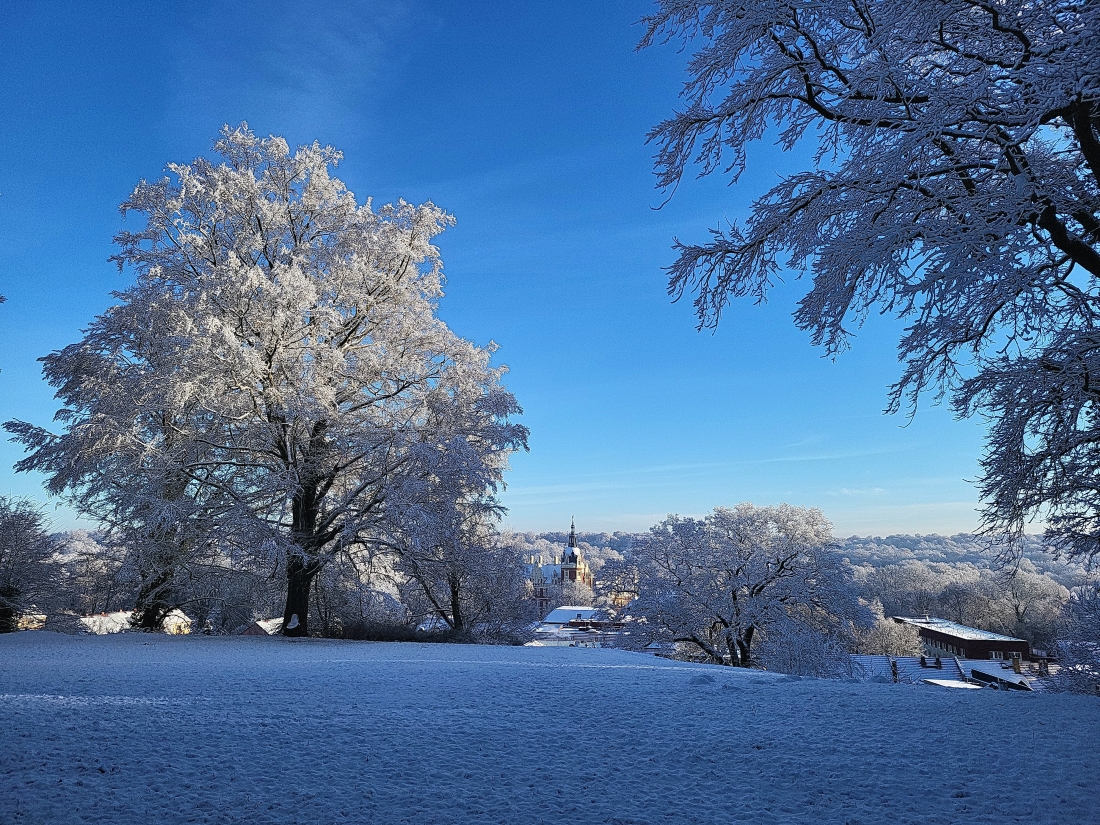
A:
521 529 1086 650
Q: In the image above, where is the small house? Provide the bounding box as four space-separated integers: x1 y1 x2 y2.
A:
526 605 624 648
238 617 284 636
892 616 1030 661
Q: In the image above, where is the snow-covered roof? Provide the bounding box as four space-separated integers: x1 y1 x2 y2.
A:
525 626 612 648
959 659 1038 690
850 655 892 681
894 616 1025 642
923 678 981 689
525 629 579 647
255 617 284 635
851 655 969 685
541 606 603 625
850 654 1047 690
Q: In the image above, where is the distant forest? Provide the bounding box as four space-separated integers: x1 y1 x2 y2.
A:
534 530 1089 588
522 529 1090 650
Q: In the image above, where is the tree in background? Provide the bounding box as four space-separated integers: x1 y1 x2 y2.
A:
1004 561 1070 643
387 500 534 639
54 530 132 618
560 578 596 607
643 1 1100 561
0 497 64 632
851 555 1070 647
6 125 527 636
860 561 947 618
852 602 923 657
1054 582 1100 693
623 503 861 666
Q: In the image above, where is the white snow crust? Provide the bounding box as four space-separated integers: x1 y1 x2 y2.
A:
2 633 1097 824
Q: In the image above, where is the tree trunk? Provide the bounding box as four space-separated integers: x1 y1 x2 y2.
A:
0 585 18 633
133 569 174 630
283 554 317 637
738 626 754 667
283 447 329 638
449 575 464 631
725 630 740 666
730 626 754 668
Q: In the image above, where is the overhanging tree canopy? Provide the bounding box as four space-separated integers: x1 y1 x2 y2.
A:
643 0 1100 559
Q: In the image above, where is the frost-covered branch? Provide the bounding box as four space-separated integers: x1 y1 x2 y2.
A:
644 0 1100 561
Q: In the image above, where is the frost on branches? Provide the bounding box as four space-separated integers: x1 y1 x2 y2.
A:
1054 582 1100 693
6 125 528 636
643 1 1100 560
619 503 863 668
379 473 536 638
0 497 64 633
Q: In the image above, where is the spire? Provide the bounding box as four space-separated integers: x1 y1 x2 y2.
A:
569 516 577 549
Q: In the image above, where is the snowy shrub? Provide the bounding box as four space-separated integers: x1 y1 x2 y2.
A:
756 617 854 678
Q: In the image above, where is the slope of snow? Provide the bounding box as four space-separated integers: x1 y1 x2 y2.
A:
1 633 1097 824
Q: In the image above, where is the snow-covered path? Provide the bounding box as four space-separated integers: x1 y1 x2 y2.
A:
1 633 1096 824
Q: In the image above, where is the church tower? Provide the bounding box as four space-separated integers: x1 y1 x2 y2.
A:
560 517 592 587
564 516 578 564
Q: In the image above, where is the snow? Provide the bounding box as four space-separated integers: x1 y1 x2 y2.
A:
894 617 1025 643
3 633 1098 824
540 606 604 625
76 611 132 635
79 610 192 636
253 618 284 635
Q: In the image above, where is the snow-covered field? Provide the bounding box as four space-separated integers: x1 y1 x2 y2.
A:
2 634 1097 824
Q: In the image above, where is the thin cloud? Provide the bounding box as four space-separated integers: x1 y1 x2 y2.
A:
166 0 421 137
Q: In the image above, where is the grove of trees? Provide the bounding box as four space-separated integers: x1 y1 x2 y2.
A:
3 486 1096 690
852 558 1070 649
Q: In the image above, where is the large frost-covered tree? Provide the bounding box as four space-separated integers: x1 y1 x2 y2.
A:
623 503 855 666
6 125 527 636
643 1 1100 560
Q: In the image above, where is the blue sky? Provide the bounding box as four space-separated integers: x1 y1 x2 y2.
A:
0 1 990 537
